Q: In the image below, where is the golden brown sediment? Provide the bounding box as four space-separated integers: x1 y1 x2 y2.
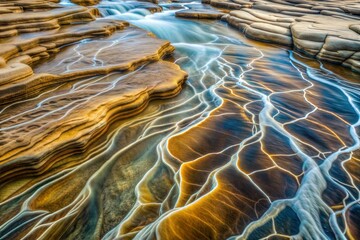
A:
0 0 131 106
0 24 180 105
0 4 101 38
0 0 60 12
0 0 187 207
0 60 186 199
0 19 129 105
70 0 100 6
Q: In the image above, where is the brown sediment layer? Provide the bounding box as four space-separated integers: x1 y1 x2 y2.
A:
0 19 129 105
0 0 132 106
0 0 61 12
0 25 178 105
0 0 187 205
70 0 100 6
0 6 101 38
203 0 360 72
0 60 187 200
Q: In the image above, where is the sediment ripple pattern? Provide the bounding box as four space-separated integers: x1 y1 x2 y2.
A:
0 2 360 240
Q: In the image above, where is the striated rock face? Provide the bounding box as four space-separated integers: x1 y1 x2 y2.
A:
0 2 188 238
176 8 224 19
291 15 360 72
204 0 360 72
175 4 225 19
0 59 186 198
0 0 60 12
70 0 100 6
0 0 187 104
0 5 100 38
0 19 126 104
225 9 293 45
0 0 187 212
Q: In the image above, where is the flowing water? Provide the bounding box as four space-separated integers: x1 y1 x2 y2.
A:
1 1 360 239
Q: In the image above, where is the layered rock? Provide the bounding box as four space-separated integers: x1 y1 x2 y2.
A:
0 19 131 105
0 61 186 201
0 0 188 205
175 4 225 19
0 5 100 38
70 0 100 6
224 9 293 45
292 15 360 72
176 8 225 19
0 0 60 12
204 0 360 72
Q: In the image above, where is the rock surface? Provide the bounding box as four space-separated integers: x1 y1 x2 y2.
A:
0 0 186 105
204 0 360 72
176 8 224 19
70 0 100 5
0 0 187 207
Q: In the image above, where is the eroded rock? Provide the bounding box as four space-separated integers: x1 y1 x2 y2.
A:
176 8 224 19
216 0 360 72
0 0 188 208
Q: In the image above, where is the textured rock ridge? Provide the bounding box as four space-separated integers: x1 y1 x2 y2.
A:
204 0 360 72
0 0 188 207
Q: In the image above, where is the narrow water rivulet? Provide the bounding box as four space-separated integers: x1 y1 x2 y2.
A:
1 1 360 239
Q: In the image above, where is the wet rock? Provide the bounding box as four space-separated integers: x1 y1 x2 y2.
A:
0 18 129 103
0 1 187 212
216 0 360 72
224 9 294 46
0 6 100 38
0 1 186 106
205 0 242 10
292 15 360 70
70 0 100 6
176 9 224 19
